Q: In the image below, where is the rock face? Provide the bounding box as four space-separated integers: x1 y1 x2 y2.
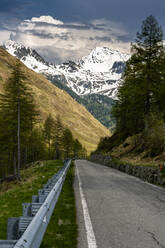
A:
3 40 57 74
3 40 130 99
90 154 163 185
56 47 130 99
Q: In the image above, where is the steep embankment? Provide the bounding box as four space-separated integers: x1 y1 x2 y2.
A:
95 132 165 168
0 48 110 152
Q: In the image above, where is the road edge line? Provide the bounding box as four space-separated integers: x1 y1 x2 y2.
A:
76 162 98 248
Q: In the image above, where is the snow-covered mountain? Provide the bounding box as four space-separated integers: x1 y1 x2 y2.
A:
3 40 130 99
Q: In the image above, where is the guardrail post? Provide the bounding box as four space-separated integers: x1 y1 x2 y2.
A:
0 159 71 248
22 203 32 217
18 217 33 238
0 240 17 247
7 218 19 240
32 195 39 203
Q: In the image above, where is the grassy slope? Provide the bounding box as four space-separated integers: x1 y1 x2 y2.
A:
0 48 110 153
0 161 77 248
41 162 77 248
49 77 114 130
110 135 164 167
0 160 63 239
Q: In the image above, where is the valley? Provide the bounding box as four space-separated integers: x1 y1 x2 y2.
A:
0 48 110 153
3 40 130 129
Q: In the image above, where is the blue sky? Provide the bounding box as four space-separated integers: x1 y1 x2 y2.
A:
0 0 164 63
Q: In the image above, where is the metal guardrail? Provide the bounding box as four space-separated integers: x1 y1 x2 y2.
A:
0 160 71 248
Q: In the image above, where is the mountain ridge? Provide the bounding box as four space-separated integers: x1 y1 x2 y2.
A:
3 40 130 99
0 47 110 152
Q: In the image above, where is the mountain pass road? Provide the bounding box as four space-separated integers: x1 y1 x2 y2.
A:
74 160 165 248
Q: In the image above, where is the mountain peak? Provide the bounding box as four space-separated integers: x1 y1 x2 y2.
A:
81 46 130 64
3 40 131 99
4 40 28 56
79 46 130 75
3 40 54 73
4 40 45 62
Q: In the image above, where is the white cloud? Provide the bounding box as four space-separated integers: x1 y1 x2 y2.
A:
0 30 11 44
31 16 64 25
6 15 131 63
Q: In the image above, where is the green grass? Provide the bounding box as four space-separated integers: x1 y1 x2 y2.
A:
111 157 158 168
0 161 78 248
0 160 63 239
40 162 78 248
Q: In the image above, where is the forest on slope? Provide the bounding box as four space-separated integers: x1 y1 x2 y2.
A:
96 15 165 162
0 49 110 179
47 76 115 130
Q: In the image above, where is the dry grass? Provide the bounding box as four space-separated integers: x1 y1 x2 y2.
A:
113 156 159 167
0 48 110 153
110 135 164 167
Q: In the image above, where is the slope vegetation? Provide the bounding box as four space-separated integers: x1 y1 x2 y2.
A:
48 76 115 129
0 48 110 152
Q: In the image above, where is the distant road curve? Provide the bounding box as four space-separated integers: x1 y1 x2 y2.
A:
74 160 165 248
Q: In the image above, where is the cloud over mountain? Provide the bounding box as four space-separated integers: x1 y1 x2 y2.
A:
8 15 130 63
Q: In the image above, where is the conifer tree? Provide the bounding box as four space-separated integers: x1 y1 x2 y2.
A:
73 139 82 158
132 15 164 114
0 61 38 179
43 114 55 159
112 15 165 139
62 128 74 158
53 116 64 159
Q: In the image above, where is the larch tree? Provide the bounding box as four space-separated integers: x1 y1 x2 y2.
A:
53 116 64 160
132 15 164 114
112 15 165 139
43 114 55 159
62 128 74 158
0 61 38 179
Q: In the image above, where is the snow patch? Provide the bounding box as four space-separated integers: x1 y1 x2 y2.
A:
3 40 130 99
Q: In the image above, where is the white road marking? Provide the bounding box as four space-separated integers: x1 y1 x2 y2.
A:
143 180 165 191
76 163 98 248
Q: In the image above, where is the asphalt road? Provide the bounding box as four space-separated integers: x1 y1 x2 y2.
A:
74 160 165 248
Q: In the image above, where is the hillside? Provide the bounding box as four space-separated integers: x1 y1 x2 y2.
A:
47 76 115 129
3 41 127 130
0 48 110 152
95 133 165 168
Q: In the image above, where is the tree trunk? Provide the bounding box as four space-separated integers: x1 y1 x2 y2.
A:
56 146 60 160
25 146 28 166
49 140 51 159
17 98 21 180
145 38 152 115
13 151 17 176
